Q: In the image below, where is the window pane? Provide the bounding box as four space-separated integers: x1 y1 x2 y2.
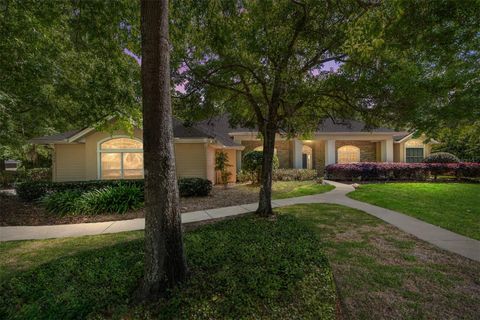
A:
102 170 122 179
101 138 142 149
101 153 121 179
123 169 143 179
338 145 360 164
406 148 424 163
123 153 143 170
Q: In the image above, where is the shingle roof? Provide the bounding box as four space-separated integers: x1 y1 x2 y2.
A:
31 115 411 146
30 118 243 148
29 129 84 144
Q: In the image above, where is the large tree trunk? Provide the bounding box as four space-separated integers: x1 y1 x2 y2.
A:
256 122 276 217
139 0 187 301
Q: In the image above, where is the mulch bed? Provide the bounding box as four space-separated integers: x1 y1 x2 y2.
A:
0 186 259 226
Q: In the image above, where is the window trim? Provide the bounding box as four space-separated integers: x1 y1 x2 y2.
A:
97 136 144 179
405 147 424 163
403 139 425 163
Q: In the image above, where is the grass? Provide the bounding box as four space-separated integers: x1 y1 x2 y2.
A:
347 183 480 240
239 180 335 200
279 204 480 319
0 214 336 319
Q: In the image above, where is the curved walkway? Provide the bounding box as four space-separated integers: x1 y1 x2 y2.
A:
1 181 479 261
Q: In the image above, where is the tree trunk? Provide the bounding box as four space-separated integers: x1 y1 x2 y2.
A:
138 0 187 301
256 122 276 217
0 158 5 171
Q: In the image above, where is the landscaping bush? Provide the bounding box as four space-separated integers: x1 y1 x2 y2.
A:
76 185 144 215
41 185 144 215
272 169 318 181
178 177 212 197
17 177 213 202
423 152 460 163
236 169 251 183
325 162 480 181
242 151 279 183
40 190 83 215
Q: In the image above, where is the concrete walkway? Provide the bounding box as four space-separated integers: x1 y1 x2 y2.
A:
1 181 479 262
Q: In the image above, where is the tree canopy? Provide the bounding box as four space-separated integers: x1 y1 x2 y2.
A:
0 0 141 161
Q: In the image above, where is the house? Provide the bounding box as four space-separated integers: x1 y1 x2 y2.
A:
31 115 435 183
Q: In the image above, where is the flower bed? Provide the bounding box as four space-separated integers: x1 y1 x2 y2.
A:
325 162 480 181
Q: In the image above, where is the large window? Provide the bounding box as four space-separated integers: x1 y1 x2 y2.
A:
405 139 424 163
338 145 360 163
98 137 143 179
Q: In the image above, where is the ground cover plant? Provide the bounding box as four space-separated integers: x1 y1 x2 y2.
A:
348 183 480 240
281 204 480 319
0 214 336 319
2 180 335 226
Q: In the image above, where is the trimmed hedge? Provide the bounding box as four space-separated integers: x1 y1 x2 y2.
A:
16 177 212 202
325 162 480 181
178 177 212 197
272 169 318 181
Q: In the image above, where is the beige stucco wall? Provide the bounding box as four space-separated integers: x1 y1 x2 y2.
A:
396 138 432 162
174 143 207 179
53 128 216 182
84 129 143 180
53 144 86 182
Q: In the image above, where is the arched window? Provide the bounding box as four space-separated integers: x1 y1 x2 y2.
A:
98 137 143 179
338 145 360 164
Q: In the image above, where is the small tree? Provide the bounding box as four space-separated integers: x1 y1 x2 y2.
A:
243 151 279 184
215 151 232 187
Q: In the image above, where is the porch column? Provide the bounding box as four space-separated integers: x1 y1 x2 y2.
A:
236 150 242 171
325 139 336 165
292 139 303 169
386 139 394 162
381 139 394 162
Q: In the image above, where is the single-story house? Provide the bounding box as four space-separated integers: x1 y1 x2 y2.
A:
31 115 435 183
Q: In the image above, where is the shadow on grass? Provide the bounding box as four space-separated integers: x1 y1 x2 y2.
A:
0 214 336 319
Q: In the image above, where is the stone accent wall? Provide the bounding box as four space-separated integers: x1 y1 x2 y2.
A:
335 140 377 162
276 140 291 168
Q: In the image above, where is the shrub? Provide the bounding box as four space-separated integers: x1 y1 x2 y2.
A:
456 162 480 178
40 190 83 215
242 151 279 183
76 185 144 215
178 177 212 197
272 169 318 181
423 152 460 163
215 151 232 187
16 179 144 202
325 162 480 181
41 185 143 215
17 177 213 202
236 170 251 183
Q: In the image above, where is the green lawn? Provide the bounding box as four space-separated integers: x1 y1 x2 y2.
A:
0 214 336 319
239 180 335 200
280 204 480 319
347 183 480 240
